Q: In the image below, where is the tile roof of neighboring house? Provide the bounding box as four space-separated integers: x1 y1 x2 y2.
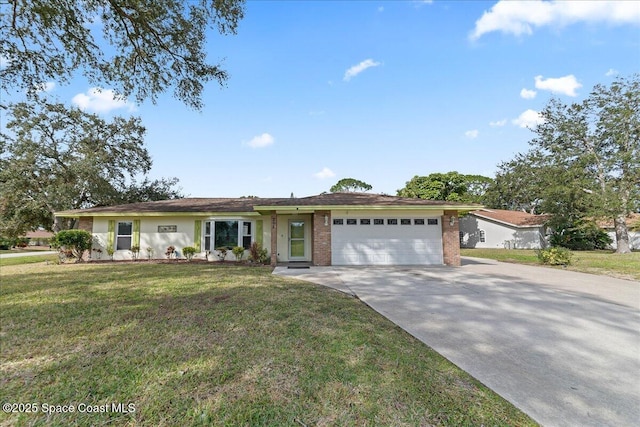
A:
469 209 550 228
597 213 640 229
55 193 482 216
24 230 54 239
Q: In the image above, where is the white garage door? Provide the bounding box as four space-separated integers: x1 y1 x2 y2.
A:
331 217 443 265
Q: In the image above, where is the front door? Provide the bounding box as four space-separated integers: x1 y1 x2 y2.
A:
289 220 305 260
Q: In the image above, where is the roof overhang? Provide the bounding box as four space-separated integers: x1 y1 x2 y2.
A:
54 211 260 218
253 204 481 212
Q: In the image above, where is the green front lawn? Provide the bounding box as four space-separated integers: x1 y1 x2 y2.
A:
461 248 640 281
0 263 536 426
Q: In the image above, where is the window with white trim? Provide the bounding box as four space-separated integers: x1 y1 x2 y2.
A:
116 221 132 250
479 230 486 243
204 220 253 251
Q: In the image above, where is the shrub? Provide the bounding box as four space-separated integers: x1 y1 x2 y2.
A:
548 220 612 250
130 245 141 260
248 241 269 264
146 247 154 259
215 247 228 261
232 246 245 261
182 246 196 261
537 247 572 266
165 245 175 259
106 246 115 260
51 230 93 263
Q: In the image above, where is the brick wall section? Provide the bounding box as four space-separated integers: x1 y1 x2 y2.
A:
442 210 461 266
78 217 94 261
270 212 278 266
78 217 93 232
312 210 331 266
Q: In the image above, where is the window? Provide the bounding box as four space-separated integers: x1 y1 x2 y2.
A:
204 220 253 250
414 219 425 225
360 219 371 225
479 230 486 243
215 220 238 249
346 219 357 225
333 218 344 225
204 221 212 251
427 219 438 225
157 225 177 233
242 222 252 249
387 219 398 225
374 219 384 225
116 221 132 250
400 219 411 225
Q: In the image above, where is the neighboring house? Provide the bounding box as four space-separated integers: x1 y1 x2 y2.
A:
25 229 54 246
55 193 480 266
599 213 640 250
459 209 550 250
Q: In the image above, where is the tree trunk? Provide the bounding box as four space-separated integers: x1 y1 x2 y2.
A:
614 215 631 254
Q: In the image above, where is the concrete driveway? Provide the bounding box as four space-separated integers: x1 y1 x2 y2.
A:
274 258 640 427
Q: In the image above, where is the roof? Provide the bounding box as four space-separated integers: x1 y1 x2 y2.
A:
24 230 54 239
55 193 482 217
597 213 640 229
469 209 550 228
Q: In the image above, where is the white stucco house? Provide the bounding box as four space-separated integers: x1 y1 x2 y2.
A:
55 193 481 266
459 209 550 250
600 214 640 250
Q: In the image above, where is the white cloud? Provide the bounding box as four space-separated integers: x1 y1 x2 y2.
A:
343 59 381 81
0 55 11 69
605 68 618 76
489 119 507 127
246 133 275 148
470 0 640 40
534 74 582 96
520 88 537 99
72 88 136 113
512 109 545 128
465 130 479 139
35 81 56 93
314 167 335 179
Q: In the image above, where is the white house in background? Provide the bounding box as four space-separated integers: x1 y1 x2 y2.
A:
599 213 640 250
459 209 550 249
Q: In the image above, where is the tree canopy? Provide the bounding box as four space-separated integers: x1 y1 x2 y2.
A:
0 102 183 236
397 172 492 204
1 0 245 109
485 75 639 253
330 178 373 193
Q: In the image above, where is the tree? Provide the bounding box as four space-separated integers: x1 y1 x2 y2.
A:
0 101 182 236
51 229 93 263
397 172 492 204
486 75 639 253
330 178 373 193
1 0 245 109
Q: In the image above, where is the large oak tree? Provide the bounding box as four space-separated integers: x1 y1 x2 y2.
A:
0 102 183 236
486 75 639 253
1 0 245 109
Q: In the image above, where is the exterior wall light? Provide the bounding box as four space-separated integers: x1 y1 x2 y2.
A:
449 216 456 226
324 214 329 226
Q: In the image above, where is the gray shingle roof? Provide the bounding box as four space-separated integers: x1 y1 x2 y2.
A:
56 193 481 216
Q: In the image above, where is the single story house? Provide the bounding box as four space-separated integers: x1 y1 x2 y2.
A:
459 209 550 250
600 213 640 250
55 193 480 266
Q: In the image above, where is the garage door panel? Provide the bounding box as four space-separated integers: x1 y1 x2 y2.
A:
331 219 443 265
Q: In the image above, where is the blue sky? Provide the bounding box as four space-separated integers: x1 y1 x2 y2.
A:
6 1 640 198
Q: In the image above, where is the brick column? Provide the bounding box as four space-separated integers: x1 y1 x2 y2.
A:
442 210 461 266
312 210 331 266
270 212 278 266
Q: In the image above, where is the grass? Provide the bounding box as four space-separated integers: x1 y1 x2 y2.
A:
1 263 536 426
0 254 58 267
461 248 640 281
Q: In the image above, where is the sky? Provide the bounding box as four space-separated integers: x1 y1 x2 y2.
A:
4 0 640 198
